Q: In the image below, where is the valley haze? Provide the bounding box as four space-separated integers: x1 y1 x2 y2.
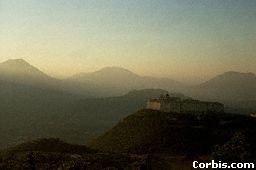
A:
0 58 255 150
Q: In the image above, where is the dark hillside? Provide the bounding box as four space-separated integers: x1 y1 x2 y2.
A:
65 89 180 121
0 138 97 157
90 109 256 158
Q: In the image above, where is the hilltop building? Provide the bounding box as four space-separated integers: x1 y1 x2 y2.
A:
250 113 256 118
146 94 224 114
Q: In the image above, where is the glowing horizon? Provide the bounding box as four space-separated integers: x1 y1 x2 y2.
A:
1 0 256 83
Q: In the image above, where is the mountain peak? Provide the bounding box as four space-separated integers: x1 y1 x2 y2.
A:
96 66 136 75
73 66 138 78
198 71 256 101
74 66 139 79
1 58 31 68
222 71 255 77
0 58 49 79
3 58 29 64
201 71 256 86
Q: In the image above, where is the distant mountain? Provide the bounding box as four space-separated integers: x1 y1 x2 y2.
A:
0 59 97 97
0 59 59 87
0 59 183 97
68 66 183 96
0 59 44 76
200 71 256 91
0 60 84 149
183 71 256 111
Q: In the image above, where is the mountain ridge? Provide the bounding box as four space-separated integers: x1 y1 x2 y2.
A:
0 59 49 77
179 71 256 113
0 59 61 89
1 58 255 104
68 65 183 96
200 71 256 87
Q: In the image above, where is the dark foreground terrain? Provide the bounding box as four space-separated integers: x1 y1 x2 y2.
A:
1 109 256 169
0 138 146 170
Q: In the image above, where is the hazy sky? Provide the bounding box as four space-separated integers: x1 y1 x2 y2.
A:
1 0 256 83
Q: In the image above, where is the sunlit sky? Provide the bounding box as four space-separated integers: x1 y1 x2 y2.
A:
1 0 256 83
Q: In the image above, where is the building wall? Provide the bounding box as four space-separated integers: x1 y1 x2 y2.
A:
250 113 256 118
146 101 161 111
146 100 224 114
180 102 205 113
180 102 223 114
160 101 171 113
196 102 208 113
169 101 181 113
207 103 224 113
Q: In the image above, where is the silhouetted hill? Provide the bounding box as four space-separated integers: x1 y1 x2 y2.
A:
0 138 97 156
0 138 145 170
2 111 256 170
89 109 256 169
56 89 185 144
68 66 183 96
90 109 256 156
65 89 186 121
60 89 188 142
